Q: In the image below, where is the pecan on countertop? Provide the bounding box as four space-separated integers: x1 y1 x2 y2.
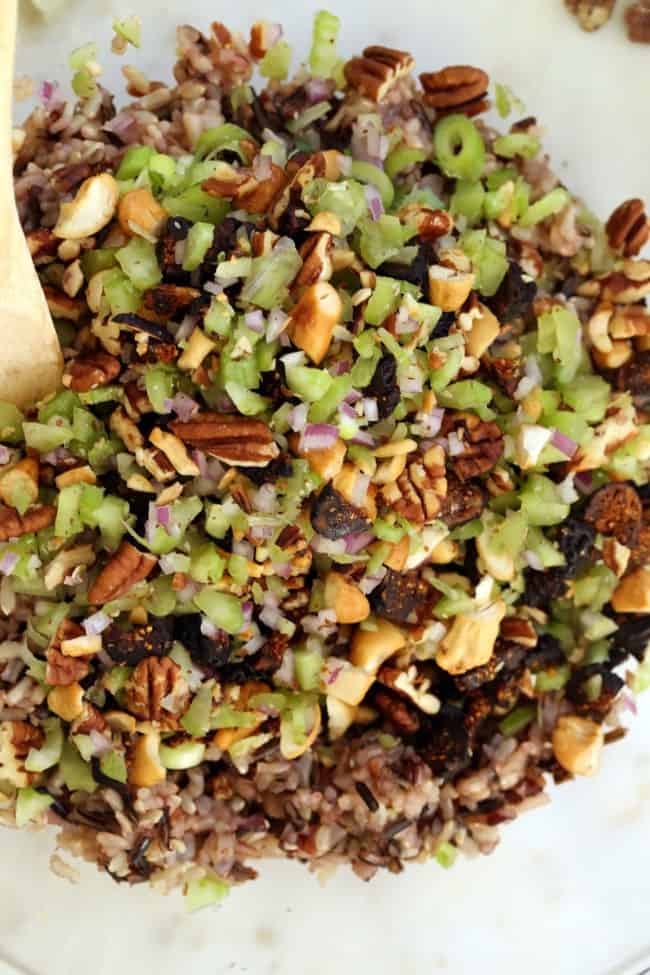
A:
565 0 617 30
169 413 280 467
125 657 189 722
0 504 56 542
344 46 415 102
606 198 650 257
625 1 650 41
419 65 489 117
88 542 158 605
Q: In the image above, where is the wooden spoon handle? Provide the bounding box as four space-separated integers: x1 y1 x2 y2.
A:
0 0 63 408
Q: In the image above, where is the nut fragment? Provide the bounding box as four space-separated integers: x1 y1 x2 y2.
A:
380 447 446 525
55 465 97 489
53 173 119 240
323 571 370 624
350 617 407 672
65 352 121 393
46 647 90 687
611 567 650 613
606 198 650 257
293 435 346 482
552 715 604 776
428 267 475 312
288 282 342 364
296 232 333 287
177 328 216 372
125 656 188 722
118 188 168 239
465 304 500 359
170 412 280 467
420 65 489 116
436 599 506 675
60 633 102 658
344 45 415 101
129 732 166 787
88 542 158 605
48 682 85 722
0 504 56 542
0 457 39 511
149 428 200 477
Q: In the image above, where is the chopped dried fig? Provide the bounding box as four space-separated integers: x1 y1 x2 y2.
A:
369 569 435 626
310 483 371 540
584 482 642 546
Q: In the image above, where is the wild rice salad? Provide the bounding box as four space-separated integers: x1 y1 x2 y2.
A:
4 12 650 907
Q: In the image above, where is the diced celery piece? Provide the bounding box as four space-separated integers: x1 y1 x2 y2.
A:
436 841 458 869
159 741 206 770
194 124 255 163
38 390 79 425
499 704 536 736
194 590 243 635
537 306 581 385
438 380 493 413
260 41 292 80
228 553 249 586
25 718 63 773
72 69 97 99
450 180 485 225
185 874 229 912
285 363 333 403
204 298 234 338
429 339 464 392
493 133 540 160
349 159 394 209
357 215 411 269
182 222 214 272
69 42 96 70
23 421 72 454
520 188 569 228
181 682 215 738
163 188 230 225
303 178 367 236
103 268 142 315
116 237 162 291
450 518 483 541
536 665 570 693
495 83 525 119
55 484 84 540
364 276 401 326
294 649 322 691
241 241 302 309
148 153 177 191
190 544 226 584
349 349 380 390
308 374 352 422
212 706 259 730
520 474 569 527
98 750 128 784
385 146 427 181
103 665 132 697
573 564 618 611
0 402 24 444
59 739 96 792
113 16 141 47
460 230 508 297
374 518 406 543
560 375 610 424
149 497 203 556
87 495 130 551
144 364 177 414
224 382 269 416
434 114 485 181
525 527 565 568
309 10 340 78
15 787 53 828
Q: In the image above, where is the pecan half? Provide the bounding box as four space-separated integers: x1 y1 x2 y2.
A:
169 412 280 467
344 45 415 101
606 198 650 257
46 647 90 686
441 413 504 481
10 721 44 758
565 0 616 30
584 483 642 546
0 504 56 542
65 353 121 393
625 1 650 41
125 657 188 722
380 447 447 525
420 65 489 116
88 542 158 605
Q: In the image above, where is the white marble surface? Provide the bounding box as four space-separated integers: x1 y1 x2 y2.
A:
5 1 650 973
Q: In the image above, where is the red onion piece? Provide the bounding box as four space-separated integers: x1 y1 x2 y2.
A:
204 280 223 296
574 471 595 494
175 314 196 342
192 450 209 478
169 393 199 422
339 401 357 419
288 403 309 432
359 566 388 594
0 446 10 465
267 308 289 341
251 483 277 513
233 539 254 559
351 430 375 447
253 152 273 182
245 309 265 333
395 316 419 335
156 505 171 528
550 429 578 458
0 552 19 576
344 530 375 554
241 600 254 622
399 371 423 394
364 184 384 221
523 550 544 572
300 423 339 452
447 432 465 456
305 77 334 103
361 398 379 423
350 472 370 508
83 612 111 636
89 730 112 757
331 359 351 376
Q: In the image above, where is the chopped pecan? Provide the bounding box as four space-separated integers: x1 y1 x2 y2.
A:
626 1 650 41
125 657 188 722
10 721 44 758
71 703 108 735
500 617 538 648
203 163 288 215
253 633 289 674
420 65 489 116
42 285 86 322
442 413 505 482
377 664 440 714
615 350 650 408
0 504 56 542
169 412 280 467
380 447 447 525
439 473 485 528
88 542 158 605
295 232 333 287
46 647 90 686
483 355 522 397
26 228 59 264
141 284 201 320
593 259 650 304
584 483 642 546
344 45 415 101
606 198 650 257
50 619 84 654
628 523 650 570
373 686 421 735
565 0 616 29
310 483 371 539
370 569 436 626
65 353 121 393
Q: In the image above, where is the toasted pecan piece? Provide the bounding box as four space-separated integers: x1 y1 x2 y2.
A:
125 656 188 722
0 504 56 542
65 352 121 393
46 647 90 687
88 542 158 605
344 45 415 101
606 198 650 257
420 65 489 116
169 412 279 467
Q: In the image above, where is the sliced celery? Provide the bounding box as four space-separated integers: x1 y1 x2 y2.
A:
15 788 53 828
260 41 292 80
434 114 485 181
194 589 243 635
182 222 214 271
116 237 162 291
309 10 341 78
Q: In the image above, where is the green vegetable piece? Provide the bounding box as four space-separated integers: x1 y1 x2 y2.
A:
113 16 141 47
102 268 142 315
308 374 352 422
159 741 206 770
55 484 84 540
499 704 536 737
493 133 540 160
438 380 493 412
15 787 54 828
116 237 162 291
349 159 395 209
144 364 177 414
294 649 323 691
149 497 203 556
185 874 230 912
228 553 249 586
190 544 226 584
520 188 570 228
260 41 292 80
285 363 333 403
573 564 618 611
22 421 72 454
69 42 97 71
450 180 485 225
286 103 332 134
364 276 401 326
225 382 269 416
536 665 571 693
385 146 427 181
0 401 24 443
357 214 411 269
204 298 235 338
194 124 255 163
116 146 156 181
212 706 259 730
103 665 132 697
460 230 508 297
434 114 486 181
374 518 406 543
59 739 96 792
525 527 565 568
163 187 230 225
182 222 214 272
194 590 243 635
241 240 302 309
309 10 341 78
560 375 610 424
537 305 582 385
99 750 128 784
436 841 458 869
71 69 97 99
520 474 570 527
25 718 64 773
303 178 367 237
494 83 525 119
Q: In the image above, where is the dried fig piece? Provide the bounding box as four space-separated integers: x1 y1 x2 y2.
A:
555 517 596 576
363 353 401 420
417 705 472 779
565 663 624 720
310 484 371 540
615 351 650 408
439 473 485 527
584 483 642 547
610 615 650 661
525 633 566 672
369 569 435 626
173 614 231 673
104 618 175 667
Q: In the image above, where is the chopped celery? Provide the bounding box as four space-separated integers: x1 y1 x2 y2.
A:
308 375 352 422
148 153 177 191
357 215 412 269
54 484 84 540
309 10 340 78
102 268 142 315
145 364 178 414
303 178 367 236
228 553 249 586
194 124 255 163
438 380 493 413
374 518 407 543
494 83 525 119
99 750 128 784
182 222 214 271
525 527 565 568
116 237 162 291
434 114 485 181
573 564 618 611
194 590 243 635
349 159 394 209
520 188 569 228
212 706 259 729
294 649 323 691
536 665 570 693
436 842 458 869
60 740 96 793
205 500 247 539
25 718 63 773
493 133 540 160
241 241 302 309
286 103 332 134
499 704 536 736
22 421 72 453
367 542 389 574
163 188 229 225
450 518 483 541
0 402 24 443
364 277 401 326
460 230 508 297
285 363 333 403
159 741 206 770
384 146 427 181
204 298 235 338
429 337 464 392
190 544 226 584
224 382 269 416
38 390 79 425
185 874 230 912
450 180 485 225
103 665 132 697
87 495 130 550
349 349 381 390
69 42 97 71
520 475 570 527
560 375 610 424
260 41 292 80
113 16 141 47
15 788 53 828
537 306 581 385
72 69 97 99
148 497 203 556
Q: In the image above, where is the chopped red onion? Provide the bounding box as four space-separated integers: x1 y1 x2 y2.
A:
175 314 196 342
41 447 73 466
288 403 309 433
0 553 19 577
169 393 199 422
523 550 544 572
245 309 265 333
550 429 578 458
414 407 445 438
206 457 225 481
249 524 275 542
395 316 419 335
302 609 337 635
345 389 363 405
621 691 638 716
399 369 423 395
351 430 375 447
331 359 351 376
233 539 254 559
364 184 384 221
447 431 466 456
102 112 139 142
361 398 379 423
156 505 171 527
252 152 273 182
200 616 220 639
260 604 282 630
324 660 345 685
89 730 113 757
575 471 595 494
305 77 334 104
274 561 293 579
351 116 385 165
242 600 254 622
344 530 375 554
159 554 179 575
252 483 277 513
310 534 347 556
300 423 339 452
83 612 111 636
40 80 62 111
203 280 223 296
350 472 370 508
192 450 209 478
339 401 357 420
0 446 9 465
359 566 388 594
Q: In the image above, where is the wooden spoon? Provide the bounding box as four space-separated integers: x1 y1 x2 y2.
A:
0 0 62 408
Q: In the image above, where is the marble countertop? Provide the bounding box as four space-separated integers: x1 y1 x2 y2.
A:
5 2 650 972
